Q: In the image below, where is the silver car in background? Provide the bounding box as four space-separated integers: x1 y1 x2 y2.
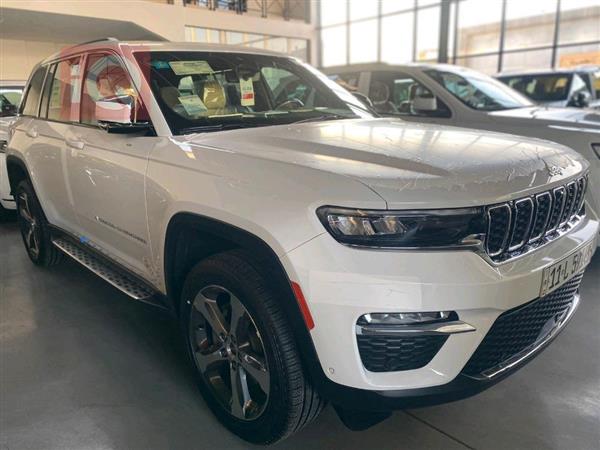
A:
0 80 25 217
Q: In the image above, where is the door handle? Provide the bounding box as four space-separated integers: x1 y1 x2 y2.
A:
26 128 38 138
65 138 85 150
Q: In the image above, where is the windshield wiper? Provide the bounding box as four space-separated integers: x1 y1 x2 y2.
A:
292 113 353 124
179 123 262 134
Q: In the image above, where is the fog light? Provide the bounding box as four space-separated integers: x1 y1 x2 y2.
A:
358 311 453 326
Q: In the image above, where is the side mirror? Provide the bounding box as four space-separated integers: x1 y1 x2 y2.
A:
412 87 438 112
95 95 152 134
569 90 591 108
95 96 133 125
352 92 374 109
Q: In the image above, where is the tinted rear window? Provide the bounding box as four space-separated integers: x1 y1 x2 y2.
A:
21 66 48 116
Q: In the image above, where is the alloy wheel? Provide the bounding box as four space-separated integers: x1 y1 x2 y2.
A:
18 192 40 259
189 285 270 421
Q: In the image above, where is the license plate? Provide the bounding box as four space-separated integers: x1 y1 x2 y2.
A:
540 241 595 297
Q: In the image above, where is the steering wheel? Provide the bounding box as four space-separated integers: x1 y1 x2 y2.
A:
275 98 304 111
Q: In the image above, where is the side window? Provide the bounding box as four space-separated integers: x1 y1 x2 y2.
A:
369 72 450 118
81 53 147 125
21 66 47 116
46 57 82 122
39 64 57 118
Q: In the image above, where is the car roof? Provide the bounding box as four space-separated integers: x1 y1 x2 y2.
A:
40 38 286 65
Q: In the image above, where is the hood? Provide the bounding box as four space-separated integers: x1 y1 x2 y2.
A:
180 118 588 209
490 106 600 129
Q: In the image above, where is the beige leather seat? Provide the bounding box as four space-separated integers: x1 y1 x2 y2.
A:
202 81 229 116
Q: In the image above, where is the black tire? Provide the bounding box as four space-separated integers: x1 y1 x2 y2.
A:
180 250 325 444
15 179 63 267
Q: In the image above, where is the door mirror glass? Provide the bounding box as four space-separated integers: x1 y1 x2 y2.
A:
95 96 133 125
412 86 437 112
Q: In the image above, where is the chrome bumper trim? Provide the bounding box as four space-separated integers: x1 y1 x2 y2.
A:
356 320 476 336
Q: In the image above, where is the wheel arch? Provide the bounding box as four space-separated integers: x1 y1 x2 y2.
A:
6 155 31 195
163 211 327 387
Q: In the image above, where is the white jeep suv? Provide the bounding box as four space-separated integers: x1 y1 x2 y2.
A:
6 40 598 444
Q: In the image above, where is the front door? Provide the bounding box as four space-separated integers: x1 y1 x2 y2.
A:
67 52 154 279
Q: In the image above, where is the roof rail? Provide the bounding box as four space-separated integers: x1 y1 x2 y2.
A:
74 37 119 47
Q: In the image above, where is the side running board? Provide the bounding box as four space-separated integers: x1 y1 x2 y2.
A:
52 238 161 306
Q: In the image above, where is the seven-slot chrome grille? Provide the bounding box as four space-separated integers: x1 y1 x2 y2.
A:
486 175 588 262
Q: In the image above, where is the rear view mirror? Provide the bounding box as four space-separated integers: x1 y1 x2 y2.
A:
412 86 437 112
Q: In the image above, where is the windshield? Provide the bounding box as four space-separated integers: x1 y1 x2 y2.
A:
425 69 533 111
0 87 24 117
498 74 573 102
134 51 372 134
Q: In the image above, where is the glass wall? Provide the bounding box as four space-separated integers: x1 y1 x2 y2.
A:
319 0 444 67
185 26 309 61
452 0 600 73
318 0 600 73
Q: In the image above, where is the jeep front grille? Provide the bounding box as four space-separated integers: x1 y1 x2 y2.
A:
486 175 587 262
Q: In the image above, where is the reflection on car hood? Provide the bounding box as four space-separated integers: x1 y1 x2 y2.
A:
490 106 600 129
180 118 588 209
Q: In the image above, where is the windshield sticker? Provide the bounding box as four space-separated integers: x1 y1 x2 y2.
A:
169 60 214 75
240 78 255 106
179 95 208 116
151 60 171 70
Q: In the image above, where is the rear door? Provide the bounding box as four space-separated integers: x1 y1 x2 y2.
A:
66 52 154 278
18 59 81 232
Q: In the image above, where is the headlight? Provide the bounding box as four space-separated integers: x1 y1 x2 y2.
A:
592 143 600 159
317 206 486 248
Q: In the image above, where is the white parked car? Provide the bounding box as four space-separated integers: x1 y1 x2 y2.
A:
0 81 25 217
496 67 600 109
6 41 598 444
325 63 600 237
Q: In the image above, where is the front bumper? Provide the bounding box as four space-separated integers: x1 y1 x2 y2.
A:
281 214 598 401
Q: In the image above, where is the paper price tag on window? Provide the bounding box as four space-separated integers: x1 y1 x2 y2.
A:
179 95 208 116
169 61 214 76
240 78 255 106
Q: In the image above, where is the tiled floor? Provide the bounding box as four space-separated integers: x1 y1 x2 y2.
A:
1 215 599 450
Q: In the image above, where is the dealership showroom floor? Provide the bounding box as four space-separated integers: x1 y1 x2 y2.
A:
1 215 599 450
